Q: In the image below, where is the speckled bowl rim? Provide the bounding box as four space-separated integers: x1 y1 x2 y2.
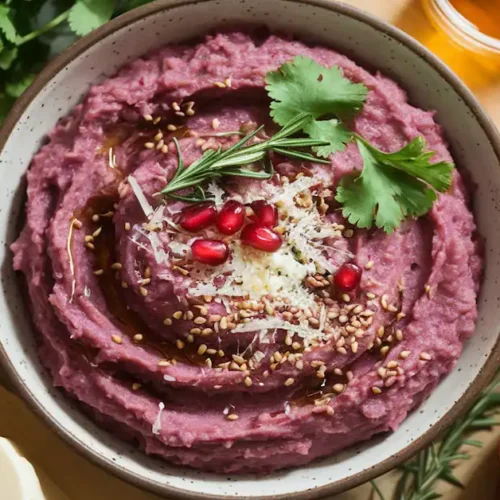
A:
0 0 500 499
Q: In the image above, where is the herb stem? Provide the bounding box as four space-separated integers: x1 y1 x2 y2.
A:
16 9 72 46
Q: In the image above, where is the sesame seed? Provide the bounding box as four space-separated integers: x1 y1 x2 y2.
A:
226 414 238 421
336 347 348 355
84 235 94 243
396 312 406 321
176 339 185 349
157 359 170 367
140 278 151 286
388 304 398 313
385 377 397 387
124 222 131 231
197 344 208 355
139 286 148 297
111 335 122 344
366 292 376 299
153 116 162 124
371 386 382 395
190 328 201 335
220 317 228 329
365 260 374 270
145 142 155 149
396 329 404 341
244 376 252 387
93 269 104 276
73 218 83 229
121 281 128 288
380 346 390 356
295 360 304 370
339 315 348 324
186 109 195 116
284 378 295 386
156 139 165 150
425 285 431 296
154 131 163 141
173 311 183 320
213 81 226 88
133 334 143 343
111 262 122 270
161 144 169 154
132 383 142 391
209 314 222 323
163 318 172 326
167 124 177 131
143 114 153 121
186 334 194 343
194 317 207 325
212 118 220 130
325 406 335 416
201 328 213 336
387 361 398 369
352 305 363 315
341 293 351 303
420 352 432 361
377 326 385 338
351 341 359 353
333 383 344 393
346 371 354 381
85 242 95 250
172 102 180 111
399 350 411 360
224 77 232 87
381 295 389 310
91 214 100 222
344 229 354 238
377 367 387 378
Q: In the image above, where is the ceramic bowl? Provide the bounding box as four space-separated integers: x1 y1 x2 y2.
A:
1 1 500 499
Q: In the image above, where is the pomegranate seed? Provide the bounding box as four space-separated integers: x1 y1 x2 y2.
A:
250 200 278 227
191 239 229 266
217 200 245 235
334 263 362 292
241 223 282 252
179 203 217 232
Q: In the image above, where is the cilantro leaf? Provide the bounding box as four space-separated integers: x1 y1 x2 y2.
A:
0 46 18 71
69 0 115 37
0 5 18 44
6 74 35 98
266 56 368 125
304 119 352 157
335 138 453 233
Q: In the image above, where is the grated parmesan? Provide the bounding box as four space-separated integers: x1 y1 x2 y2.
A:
152 402 165 435
128 175 154 217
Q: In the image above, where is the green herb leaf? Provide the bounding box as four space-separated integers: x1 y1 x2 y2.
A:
0 5 18 43
68 0 116 36
266 55 368 125
335 137 454 233
161 113 327 201
6 74 35 98
0 45 17 71
304 119 352 157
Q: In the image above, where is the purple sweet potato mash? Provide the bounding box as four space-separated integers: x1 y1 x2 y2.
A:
11 31 482 474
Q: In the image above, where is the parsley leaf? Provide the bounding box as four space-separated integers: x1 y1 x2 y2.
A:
266 56 367 155
68 0 115 37
304 119 352 157
6 74 35 98
335 137 454 233
0 5 18 44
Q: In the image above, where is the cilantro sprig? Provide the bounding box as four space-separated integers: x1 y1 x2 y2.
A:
265 56 454 233
0 0 147 124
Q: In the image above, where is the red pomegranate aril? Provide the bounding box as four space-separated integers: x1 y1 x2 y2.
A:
191 239 229 266
241 223 282 252
217 200 245 235
334 263 362 292
250 200 278 227
179 203 217 232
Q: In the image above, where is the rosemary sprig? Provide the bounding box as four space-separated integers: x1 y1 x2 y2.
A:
160 112 329 201
372 372 500 500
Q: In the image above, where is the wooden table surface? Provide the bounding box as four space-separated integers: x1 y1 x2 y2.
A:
1 1 499 499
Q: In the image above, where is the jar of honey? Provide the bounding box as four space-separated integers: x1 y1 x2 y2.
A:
419 0 500 88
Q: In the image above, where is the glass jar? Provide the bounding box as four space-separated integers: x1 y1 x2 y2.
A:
420 0 500 88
